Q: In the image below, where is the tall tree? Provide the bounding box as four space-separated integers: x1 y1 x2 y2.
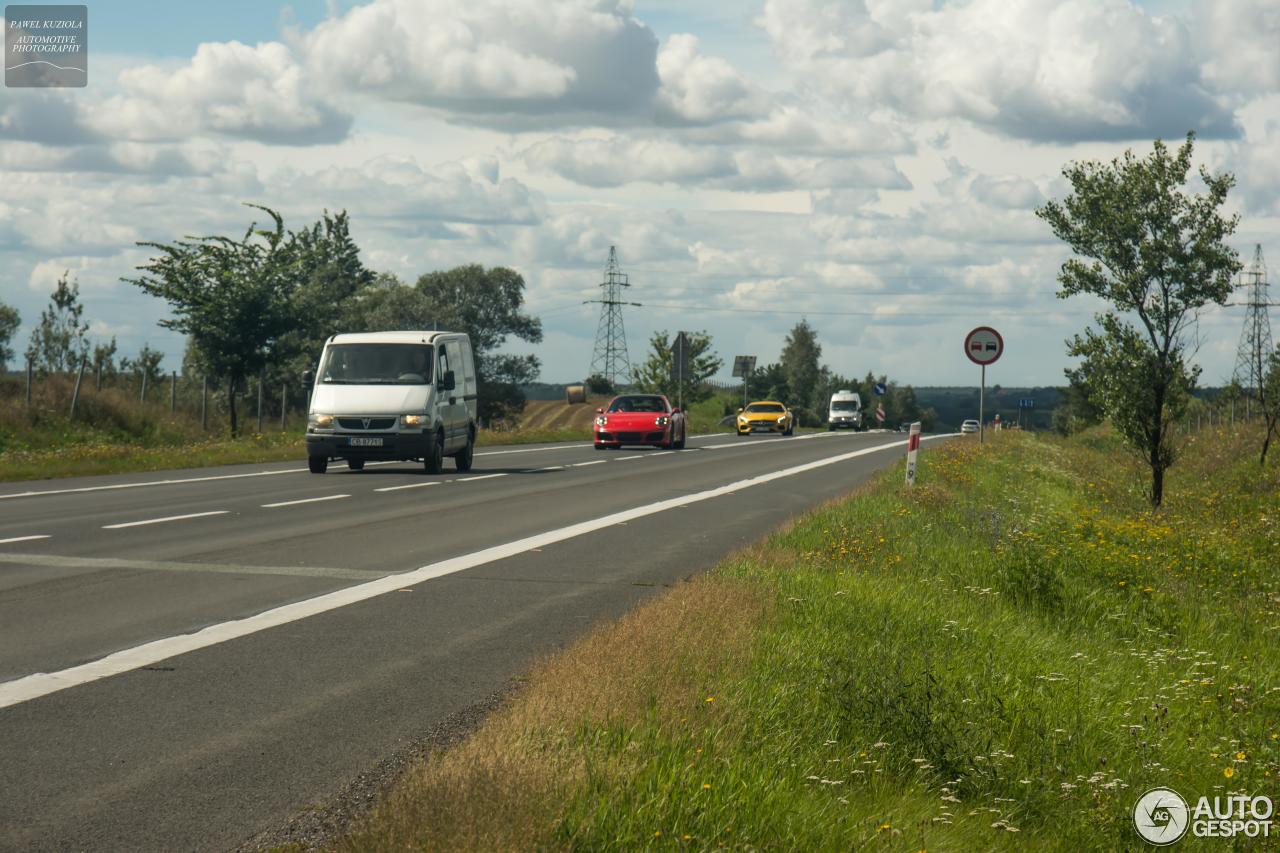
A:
0 301 18 373
274 210 376 379
1036 133 1241 507
415 265 543 424
128 204 299 436
632 330 724 407
26 273 89 373
780 320 822 414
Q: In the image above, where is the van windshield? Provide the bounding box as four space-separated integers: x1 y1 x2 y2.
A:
831 400 860 412
318 344 433 385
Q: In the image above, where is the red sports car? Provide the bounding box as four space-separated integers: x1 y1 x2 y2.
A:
593 394 687 450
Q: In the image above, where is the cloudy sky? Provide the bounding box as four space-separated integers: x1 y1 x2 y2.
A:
2 0 1277 386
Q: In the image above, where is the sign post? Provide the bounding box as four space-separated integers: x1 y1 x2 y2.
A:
732 355 756 411
905 421 921 486
963 326 1003 443
671 331 690 411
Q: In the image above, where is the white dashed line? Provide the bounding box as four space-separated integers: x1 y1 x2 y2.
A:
373 482 440 493
571 460 607 467
0 535 51 545
261 495 350 508
103 511 230 530
457 473 508 482
615 454 645 460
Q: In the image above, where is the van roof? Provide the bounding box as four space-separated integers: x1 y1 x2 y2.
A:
832 390 860 397
327 331 461 345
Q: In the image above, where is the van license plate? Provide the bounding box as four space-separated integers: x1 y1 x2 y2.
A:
349 437 383 447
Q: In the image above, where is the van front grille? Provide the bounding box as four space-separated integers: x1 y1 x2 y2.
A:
337 417 397 430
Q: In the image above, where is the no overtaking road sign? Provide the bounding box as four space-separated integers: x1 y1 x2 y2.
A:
964 326 1003 365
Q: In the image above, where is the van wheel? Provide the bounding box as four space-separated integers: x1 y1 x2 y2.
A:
424 431 444 474
308 455 328 474
454 430 475 472
347 459 365 471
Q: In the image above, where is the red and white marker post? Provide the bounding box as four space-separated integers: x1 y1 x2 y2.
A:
905 421 922 486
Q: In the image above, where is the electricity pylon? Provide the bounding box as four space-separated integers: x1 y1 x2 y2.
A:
1231 245 1275 411
586 246 639 386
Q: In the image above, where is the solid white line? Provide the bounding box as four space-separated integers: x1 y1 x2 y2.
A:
457 473 507 482
103 511 229 530
373 482 440 493
0 435 952 710
0 535 51 545
261 495 350 508
572 460 607 467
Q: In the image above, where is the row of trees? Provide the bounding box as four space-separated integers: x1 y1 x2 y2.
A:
605 320 930 429
0 275 169 388
128 205 541 434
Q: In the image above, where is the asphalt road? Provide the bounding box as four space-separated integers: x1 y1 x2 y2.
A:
0 428 943 852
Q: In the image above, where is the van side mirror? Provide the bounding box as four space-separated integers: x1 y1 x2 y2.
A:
302 369 314 386
441 369 456 391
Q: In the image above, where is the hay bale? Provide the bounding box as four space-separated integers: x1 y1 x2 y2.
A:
564 384 587 404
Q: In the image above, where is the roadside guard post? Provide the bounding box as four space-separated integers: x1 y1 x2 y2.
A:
963 326 1003 443
905 421 922 486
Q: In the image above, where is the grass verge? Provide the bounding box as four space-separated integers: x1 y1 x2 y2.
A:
337 426 1279 851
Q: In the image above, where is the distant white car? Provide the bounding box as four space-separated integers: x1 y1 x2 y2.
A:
960 419 980 434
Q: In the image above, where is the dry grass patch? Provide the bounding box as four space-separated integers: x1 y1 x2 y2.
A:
340 572 771 852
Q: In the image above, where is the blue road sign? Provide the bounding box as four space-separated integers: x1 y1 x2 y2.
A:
1019 398 1034 408
874 382 887 395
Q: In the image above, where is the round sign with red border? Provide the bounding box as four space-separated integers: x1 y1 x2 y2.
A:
964 326 1003 365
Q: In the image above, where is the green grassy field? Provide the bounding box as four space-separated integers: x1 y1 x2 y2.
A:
338 426 1279 851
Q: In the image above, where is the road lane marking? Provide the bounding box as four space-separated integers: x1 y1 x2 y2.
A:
103 511 229 529
571 460 606 467
457 474 507 482
0 535 51 545
0 553 383 581
649 451 675 457
0 434 952 710
0 431 852 501
373 482 441 493
615 454 645 460
262 495 350 508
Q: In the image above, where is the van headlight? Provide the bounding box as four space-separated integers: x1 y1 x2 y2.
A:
401 414 427 428
308 413 334 429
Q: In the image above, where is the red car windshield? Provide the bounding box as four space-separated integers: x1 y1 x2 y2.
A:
607 396 669 413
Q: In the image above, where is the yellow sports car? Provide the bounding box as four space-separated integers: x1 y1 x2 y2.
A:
737 400 795 436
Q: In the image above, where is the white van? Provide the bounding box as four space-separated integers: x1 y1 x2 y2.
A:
304 331 478 474
828 390 864 430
